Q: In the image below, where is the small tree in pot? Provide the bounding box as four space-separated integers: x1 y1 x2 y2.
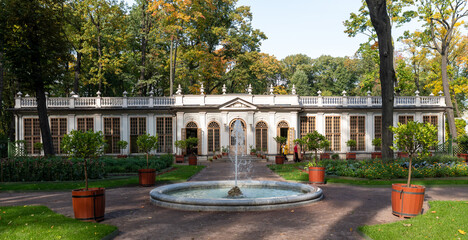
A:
61 130 106 222
185 137 199 165
389 121 438 218
136 134 159 187
273 136 287 164
457 134 468 161
371 138 382 159
117 140 128 158
346 139 357 160
174 140 187 163
304 131 330 184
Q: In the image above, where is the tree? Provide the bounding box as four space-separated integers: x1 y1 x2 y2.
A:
61 130 106 190
417 0 468 139
366 0 397 159
136 133 158 169
304 131 330 165
3 0 71 155
390 121 438 186
290 70 311 96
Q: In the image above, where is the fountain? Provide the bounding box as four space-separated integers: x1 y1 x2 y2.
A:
150 120 323 211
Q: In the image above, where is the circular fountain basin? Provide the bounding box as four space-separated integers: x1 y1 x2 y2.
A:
150 180 323 211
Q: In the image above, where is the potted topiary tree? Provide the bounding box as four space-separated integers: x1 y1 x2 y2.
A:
222 145 229 156
304 131 330 184
61 130 106 222
346 139 357 160
273 136 287 164
136 133 159 187
185 137 199 165
390 121 438 218
249 145 256 156
371 138 382 159
117 140 128 158
174 140 187 163
457 134 468 161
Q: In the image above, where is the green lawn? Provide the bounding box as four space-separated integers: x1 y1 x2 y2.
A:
0 165 205 191
268 163 468 186
359 201 468 240
0 205 117 240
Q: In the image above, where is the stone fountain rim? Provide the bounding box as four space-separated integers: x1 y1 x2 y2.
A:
150 180 323 211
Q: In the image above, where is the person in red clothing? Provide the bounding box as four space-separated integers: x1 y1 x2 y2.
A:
294 142 300 162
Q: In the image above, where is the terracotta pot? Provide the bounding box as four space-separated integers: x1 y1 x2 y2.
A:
398 152 409 159
391 183 425 218
222 152 228 156
218 154 222 158
250 152 256 155
138 169 156 187
188 155 197 165
457 153 468 161
371 152 382 159
262 155 266 159
346 152 356 160
308 167 325 184
213 155 217 160
175 155 184 163
117 155 127 159
257 153 261 158
320 153 330 160
72 187 105 222
275 155 285 164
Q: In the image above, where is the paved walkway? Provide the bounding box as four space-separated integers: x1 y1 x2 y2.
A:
1 161 468 240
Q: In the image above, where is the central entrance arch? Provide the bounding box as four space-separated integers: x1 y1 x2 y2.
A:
229 118 247 155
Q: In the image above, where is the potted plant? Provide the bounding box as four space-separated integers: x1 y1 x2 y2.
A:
186 137 199 165
262 148 267 159
371 138 382 159
116 140 128 158
61 130 106 222
390 121 438 218
174 140 187 163
249 145 257 155
457 134 468 161
222 146 229 156
136 134 159 187
346 139 357 160
273 136 287 164
212 150 218 160
304 131 330 184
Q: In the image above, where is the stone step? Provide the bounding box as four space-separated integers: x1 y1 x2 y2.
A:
213 156 268 162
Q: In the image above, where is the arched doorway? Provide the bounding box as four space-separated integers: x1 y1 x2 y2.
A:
255 121 268 154
277 121 290 154
229 118 247 155
207 121 220 154
184 121 200 155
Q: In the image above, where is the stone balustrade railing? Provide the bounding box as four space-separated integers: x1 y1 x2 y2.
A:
14 94 445 109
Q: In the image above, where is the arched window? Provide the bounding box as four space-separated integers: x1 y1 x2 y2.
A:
255 121 268 153
277 121 290 154
207 121 220 153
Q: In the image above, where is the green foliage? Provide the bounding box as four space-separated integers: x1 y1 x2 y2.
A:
390 121 439 158
0 206 117 240
61 130 106 160
185 137 198 155
359 201 468 240
331 153 340 160
116 140 128 150
372 138 382 147
174 140 187 153
136 133 159 169
304 131 330 161
273 136 287 146
101 154 173 174
458 134 468 153
222 145 229 153
346 139 357 148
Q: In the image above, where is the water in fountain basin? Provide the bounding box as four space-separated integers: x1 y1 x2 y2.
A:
170 186 303 199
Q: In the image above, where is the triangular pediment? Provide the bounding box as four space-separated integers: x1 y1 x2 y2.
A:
219 98 258 111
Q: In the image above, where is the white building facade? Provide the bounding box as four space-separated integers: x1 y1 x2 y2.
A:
12 87 447 160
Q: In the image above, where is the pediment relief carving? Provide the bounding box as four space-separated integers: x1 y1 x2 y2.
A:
219 98 257 111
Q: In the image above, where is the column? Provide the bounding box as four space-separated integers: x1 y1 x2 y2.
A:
290 111 299 140
67 114 75 133
438 112 444 143
147 113 155 154
341 113 349 153
316 112 324 135
94 114 102 132
366 112 373 152
220 111 229 150
16 115 20 141
268 112 276 155
247 111 254 151
176 112 184 155
121 114 129 155
415 112 422 123
200 112 207 155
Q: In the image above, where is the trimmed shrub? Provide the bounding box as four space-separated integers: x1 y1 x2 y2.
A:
101 154 173 173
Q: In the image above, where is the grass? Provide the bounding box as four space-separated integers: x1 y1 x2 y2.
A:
359 201 468 240
0 205 117 240
268 163 468 186
0 165 205 191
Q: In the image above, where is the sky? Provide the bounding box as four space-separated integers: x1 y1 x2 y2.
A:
124 0 418 60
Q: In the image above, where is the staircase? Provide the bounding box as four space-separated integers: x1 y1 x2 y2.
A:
212 154 268 162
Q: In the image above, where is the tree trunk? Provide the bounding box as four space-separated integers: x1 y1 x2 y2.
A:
84 158 88 190
0 43 4 117
74 47 81 93
441 53 458 139
35 81 55 156
97 27 102 92
407 156 412 187
366 0 395 159
140 2 147 85
169 37 174 96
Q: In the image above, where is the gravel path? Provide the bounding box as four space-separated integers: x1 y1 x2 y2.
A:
1 161 467 240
